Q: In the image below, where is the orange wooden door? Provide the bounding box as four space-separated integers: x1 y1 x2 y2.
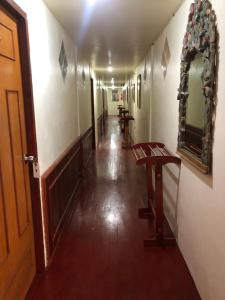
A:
0 7 36 300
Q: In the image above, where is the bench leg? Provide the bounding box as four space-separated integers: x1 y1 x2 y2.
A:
143 163 176 247
139 164 154 219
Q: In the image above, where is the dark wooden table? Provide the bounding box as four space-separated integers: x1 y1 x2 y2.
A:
121 115 134 149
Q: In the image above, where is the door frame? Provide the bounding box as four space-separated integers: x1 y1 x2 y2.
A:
1 0 45 273
102 88 105 127
90 78 96 149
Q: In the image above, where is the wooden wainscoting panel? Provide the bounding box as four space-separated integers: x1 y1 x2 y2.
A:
42 138 82 261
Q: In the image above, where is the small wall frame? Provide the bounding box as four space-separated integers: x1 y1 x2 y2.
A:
132 83 135 103
177 0 217 174
137 74 141 109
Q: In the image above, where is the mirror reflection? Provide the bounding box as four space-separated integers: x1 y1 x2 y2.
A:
186 53 205 129
184 53 205 157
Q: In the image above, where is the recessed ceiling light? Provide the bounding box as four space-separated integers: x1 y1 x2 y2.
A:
88 0 96 5
108 66 113 72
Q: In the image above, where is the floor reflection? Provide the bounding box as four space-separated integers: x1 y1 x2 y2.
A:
110 134 117 150
105 211 119 226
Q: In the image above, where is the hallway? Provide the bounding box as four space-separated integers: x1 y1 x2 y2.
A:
27 117 200 300
1 0 225 299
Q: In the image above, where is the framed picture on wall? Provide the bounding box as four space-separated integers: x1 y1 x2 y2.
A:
137 74 141 109
144 60 147 84
161 37 171 78
112 90 119 101
122 89 126 102
59 41 68 81
132 83 135 102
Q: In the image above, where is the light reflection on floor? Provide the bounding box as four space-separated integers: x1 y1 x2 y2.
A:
110 133 119 150
105 211 119 226
110 136 117 150
107 158 118 180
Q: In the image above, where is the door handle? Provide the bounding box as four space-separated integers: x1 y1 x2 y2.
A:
23 154 39 178
23 154 37 164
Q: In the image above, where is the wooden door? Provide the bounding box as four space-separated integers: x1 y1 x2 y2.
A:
0 7 36 300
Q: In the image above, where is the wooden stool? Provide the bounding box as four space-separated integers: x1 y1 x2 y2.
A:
121 115 134 149
117 106 124 118
120 109 129 133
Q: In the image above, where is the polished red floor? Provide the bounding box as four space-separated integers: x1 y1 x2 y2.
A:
28 117 201 300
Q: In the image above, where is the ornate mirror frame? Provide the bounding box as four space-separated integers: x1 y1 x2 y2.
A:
177 0 217 174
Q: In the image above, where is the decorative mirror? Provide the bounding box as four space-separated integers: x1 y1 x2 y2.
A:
177 0 217 173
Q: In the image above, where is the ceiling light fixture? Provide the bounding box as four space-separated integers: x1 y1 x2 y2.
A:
88 0 96 6
108 66 113 72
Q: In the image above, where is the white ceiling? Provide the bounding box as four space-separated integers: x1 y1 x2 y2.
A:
44 0 183 84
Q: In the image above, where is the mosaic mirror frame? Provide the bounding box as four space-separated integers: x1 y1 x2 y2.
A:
177 0 217 173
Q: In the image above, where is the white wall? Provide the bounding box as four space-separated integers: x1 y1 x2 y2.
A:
77 62 109 142
128 50 152 143
149 1 225 299
77 61 92 135
96 86 104 117
14 0 79 175
90 72 106 144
